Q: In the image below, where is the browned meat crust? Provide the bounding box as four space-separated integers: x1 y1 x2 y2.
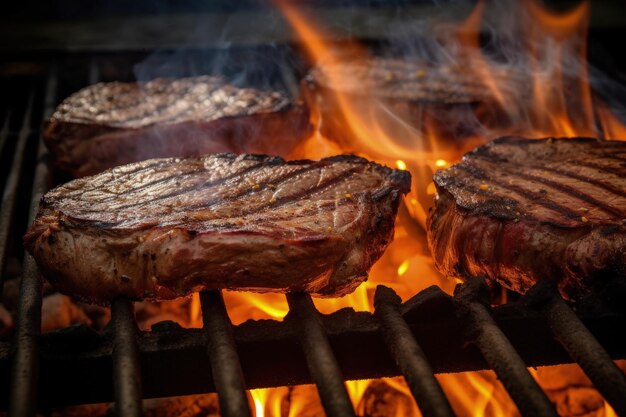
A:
44 76 311 177
306 58 504 103
24 153 411 305
427 136 626 299
302 58 519 153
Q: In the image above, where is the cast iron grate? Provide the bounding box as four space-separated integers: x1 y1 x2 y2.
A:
0 54 625 417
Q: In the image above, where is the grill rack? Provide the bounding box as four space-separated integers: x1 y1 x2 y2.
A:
0 57 624 417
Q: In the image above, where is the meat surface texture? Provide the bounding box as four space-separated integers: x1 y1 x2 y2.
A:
24 153 411 305
44 76 311 177
427 137 626 299
302 58 521 154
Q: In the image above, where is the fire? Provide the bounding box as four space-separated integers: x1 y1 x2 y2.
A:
250 388 286 417
185 0 626 415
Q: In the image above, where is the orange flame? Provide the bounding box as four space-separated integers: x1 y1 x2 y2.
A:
185 0 626 415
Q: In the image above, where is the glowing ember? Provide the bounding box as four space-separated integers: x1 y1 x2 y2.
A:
397 259 410 277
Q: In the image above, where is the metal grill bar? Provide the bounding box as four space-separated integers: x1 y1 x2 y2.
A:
200 290 252 417
286 293 357 417
0 111 22 297
111 298 143 417
0 111 10 159
8 256 42 417
542 293 626 415
9 71 57 417
374 286 456 417
455 279 558 417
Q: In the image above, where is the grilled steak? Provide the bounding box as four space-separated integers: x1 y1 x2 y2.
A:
24 153 411 305
44 76 311 177
302 58 521 153
427 137 626 299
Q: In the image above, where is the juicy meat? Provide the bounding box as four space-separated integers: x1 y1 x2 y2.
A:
427 137 626 299
24 153 411 305
44 76 311 177
302 58 520 153
306 58 510 103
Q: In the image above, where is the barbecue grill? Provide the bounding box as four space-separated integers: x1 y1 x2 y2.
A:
2 2 626 417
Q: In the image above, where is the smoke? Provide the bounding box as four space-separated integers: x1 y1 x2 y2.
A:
116 5 313 163
347 0 626 144
92 0 626 175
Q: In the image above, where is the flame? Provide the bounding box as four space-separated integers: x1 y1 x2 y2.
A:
189 292 201 327
250 388 287 417
181 0 626 415
602 403 618 417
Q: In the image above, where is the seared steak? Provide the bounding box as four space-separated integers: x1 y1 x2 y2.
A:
302 58 521 153
44 76 311 177
24 153 411 305
305 58 504 103
427 137 626 299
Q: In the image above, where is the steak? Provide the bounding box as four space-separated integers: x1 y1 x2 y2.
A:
427 137 626 299
44 76 311 177
302 58 522 153
24 153 411 305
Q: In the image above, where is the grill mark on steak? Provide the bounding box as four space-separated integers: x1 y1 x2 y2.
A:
62 159 171 197
229 166 365 216
52 155 381 230
72 159 276 212
533 166 626 199
61 162 206 201
88 164 367 229
503 170 623 218
436 176 521 219
607 154 626 162
428 136 626 300
470 149 626 198
472 154 624 217
24 153 410 304
571 160 625 177
455 163 582 220
93 157 268 204
112 162 319 213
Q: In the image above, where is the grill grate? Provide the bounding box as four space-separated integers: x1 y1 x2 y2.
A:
201 290 252 417
374 286 455 417
0 54 625 417
111 298 143 417
286 293 357 417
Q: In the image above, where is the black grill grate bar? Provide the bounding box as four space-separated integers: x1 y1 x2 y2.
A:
111 298 143 417
374 286 456 417
0 111 10 157
0 92 35 301
8 256 43 417
200 290 253 417
541 292 626 415
8 69 56 417
455 278 558 417
8 68 56 417
286 293 357 417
